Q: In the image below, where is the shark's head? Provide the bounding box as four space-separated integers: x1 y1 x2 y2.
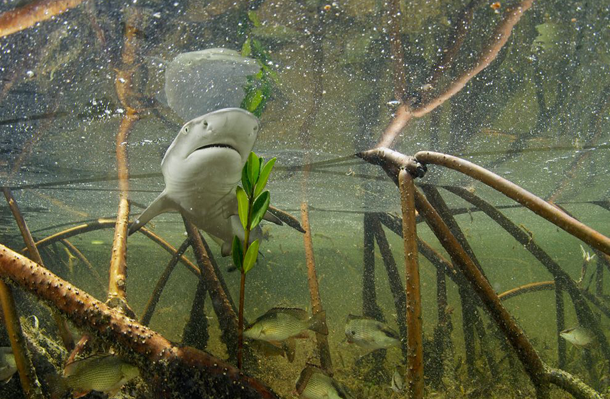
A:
162 108 259 181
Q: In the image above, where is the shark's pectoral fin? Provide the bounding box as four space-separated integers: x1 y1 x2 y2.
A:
129 190 174 235
267 205 305 233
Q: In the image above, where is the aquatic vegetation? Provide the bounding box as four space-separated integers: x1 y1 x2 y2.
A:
0 0 609 398
232 152 276 369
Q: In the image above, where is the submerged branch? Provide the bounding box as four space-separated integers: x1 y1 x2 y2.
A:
140 238 191 326
3 187 75 352
376 0 535 148
0 244 280 398
498 281 555 301
399 170 424 398
416 151 610 255
59 239 105 289
0 281 45 399
414 187 548 388
0 0 84 38
183 218 239 362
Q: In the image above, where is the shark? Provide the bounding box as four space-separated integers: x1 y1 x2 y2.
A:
129 107 287 255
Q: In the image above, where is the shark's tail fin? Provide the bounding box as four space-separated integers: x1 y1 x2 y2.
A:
128 190 173 235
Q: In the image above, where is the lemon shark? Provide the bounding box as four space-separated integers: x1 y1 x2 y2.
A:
129 108 295 255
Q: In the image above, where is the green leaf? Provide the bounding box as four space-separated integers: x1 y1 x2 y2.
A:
250 191 270 229
243 239 260 273
254 158 276 198
236 186 249 230
241 162 252 195
247 10 261 27
245 89 265 114
247 152 261 186
241 39 252 57
231 236 244 272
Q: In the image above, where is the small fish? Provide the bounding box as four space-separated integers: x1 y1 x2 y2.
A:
0 347 17 383
51 355 139 398
580 244 595 263
90 240 105 245
560 326 595 347
390 368 404 393
295 365 355 399
250 339 297 362
345 314 400 352
244 308 328 342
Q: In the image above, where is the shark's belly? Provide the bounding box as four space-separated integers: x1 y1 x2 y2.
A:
168 182 237 241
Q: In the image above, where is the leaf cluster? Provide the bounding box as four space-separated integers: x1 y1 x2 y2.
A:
231 152 276 274
240 11 278 117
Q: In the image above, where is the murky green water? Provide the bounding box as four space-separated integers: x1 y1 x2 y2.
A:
1 0 609 398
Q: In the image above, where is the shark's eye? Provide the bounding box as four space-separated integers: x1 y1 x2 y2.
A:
184 126 189 133
203 120 209 128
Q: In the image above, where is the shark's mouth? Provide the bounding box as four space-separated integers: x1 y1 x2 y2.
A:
192 143 239 153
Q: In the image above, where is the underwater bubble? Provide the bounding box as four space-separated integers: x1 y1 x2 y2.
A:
164 48 261 121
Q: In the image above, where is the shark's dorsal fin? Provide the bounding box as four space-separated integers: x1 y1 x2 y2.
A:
129 190 175 235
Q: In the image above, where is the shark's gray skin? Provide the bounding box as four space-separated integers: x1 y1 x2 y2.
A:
129 108 279 255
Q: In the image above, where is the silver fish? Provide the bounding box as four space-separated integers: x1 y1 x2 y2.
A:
295 365 355 399
0 347 16 383
560 326 595 347
390 368 404 393
244 308 328 342
345 314 400 352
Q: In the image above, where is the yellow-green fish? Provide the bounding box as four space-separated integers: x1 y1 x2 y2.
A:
344 314 400 351
560 326 595 347
53 355 139 398
295 365 355 399
244 308 328 342
0 347 16 383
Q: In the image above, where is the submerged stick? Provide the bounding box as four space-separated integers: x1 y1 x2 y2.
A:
0 281 45 399
108 7 144 312
59 239 105 289
140 238 191 326
0 0 84 38
555 280 566 369
0 244 280 399
415 152 610 255
370 214 407 359
398 170 424 398
376 0 535 147
297 5 333 375
498 281 555 301
3 187 74 351
443 184 610 363
362 213 384 320
361 213 386 376
300 201 333 374
24 220 201 278
183 218 239 362
413 188 549 391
